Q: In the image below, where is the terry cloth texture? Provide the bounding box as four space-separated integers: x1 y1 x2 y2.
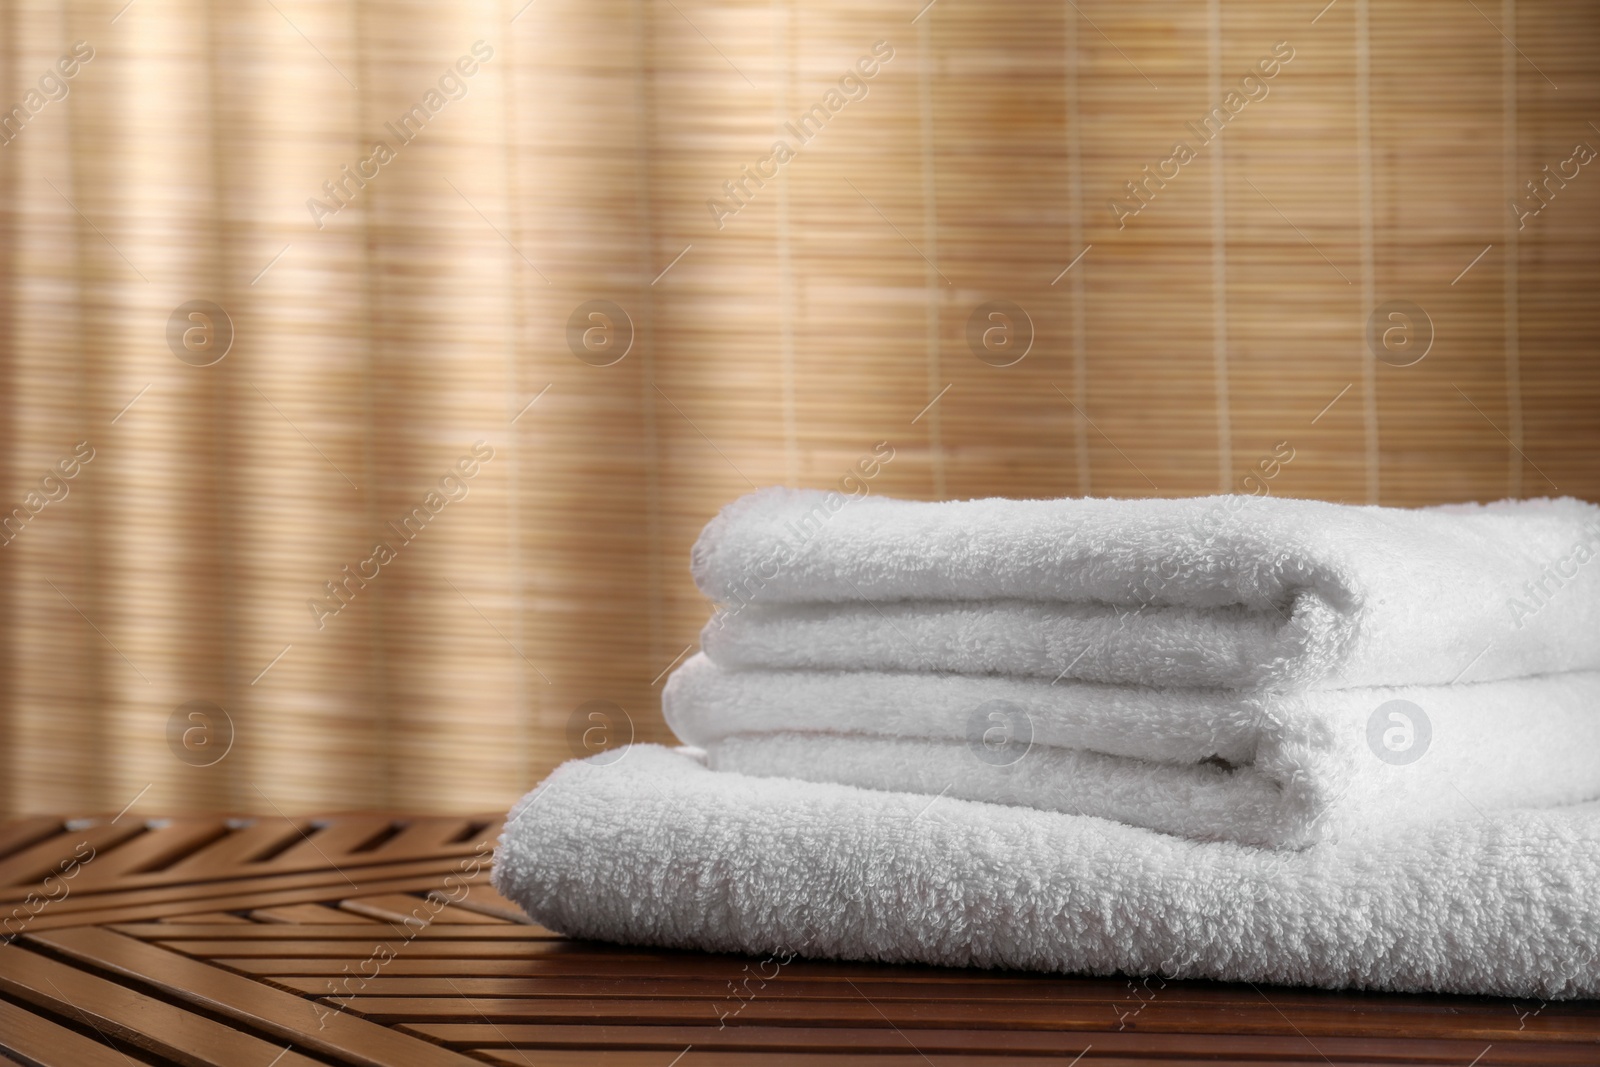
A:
493 746 1600 1000
692 489 1600 688
667 655 1600 848
493 490 1600 997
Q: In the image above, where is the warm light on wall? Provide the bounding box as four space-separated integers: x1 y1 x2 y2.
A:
0 0 1595 817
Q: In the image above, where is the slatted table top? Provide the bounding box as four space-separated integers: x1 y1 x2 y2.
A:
0 814 1596 1066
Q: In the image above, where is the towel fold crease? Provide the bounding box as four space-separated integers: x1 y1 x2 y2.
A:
694 488 1600 688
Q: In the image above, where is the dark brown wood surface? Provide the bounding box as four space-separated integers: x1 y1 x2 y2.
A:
0 814 1595 1065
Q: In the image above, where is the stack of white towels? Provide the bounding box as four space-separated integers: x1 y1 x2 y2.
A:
496 489 1600 998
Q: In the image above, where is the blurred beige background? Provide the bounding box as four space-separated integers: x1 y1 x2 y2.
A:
0 0 1596 817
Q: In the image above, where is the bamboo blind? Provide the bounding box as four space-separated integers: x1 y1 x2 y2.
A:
0 0 1595 817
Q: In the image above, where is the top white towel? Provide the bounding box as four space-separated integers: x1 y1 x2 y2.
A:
692 488 1600 688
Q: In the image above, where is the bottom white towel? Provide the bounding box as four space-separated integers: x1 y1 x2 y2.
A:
493 745 1600 1000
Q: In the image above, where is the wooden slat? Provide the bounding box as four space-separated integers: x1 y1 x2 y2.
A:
0 996 144 1067
1 846 475 908
0 860 494 926
222 819 393 876
0 818 67 862
250 972 1600 1020
163 937 637 959
254 903 385 924
0 815 498 903
450 883 540 926
24 926 488 1067
157 818 314 875
251 817 409 870
3 812 1598 1065
339 893 509 925
0 823 146 888
221 957 673 977
117 923 564 940
467 1052 1580 1067
464 1062 1299 1067
342 995 1600 1042
0 943 328 1067
206 947 1600 997
367 819 498 857
406 1022 1600 1061
64 820 236 889
92 928 1600 1027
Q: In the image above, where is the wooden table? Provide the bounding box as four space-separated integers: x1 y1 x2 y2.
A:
0 814 1595 1065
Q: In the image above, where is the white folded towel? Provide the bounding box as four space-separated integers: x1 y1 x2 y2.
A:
492 746 1600 999
693 489 1600 688
666 654 1600 847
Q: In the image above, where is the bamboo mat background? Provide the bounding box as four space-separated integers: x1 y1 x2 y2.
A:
0 0 1596 817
